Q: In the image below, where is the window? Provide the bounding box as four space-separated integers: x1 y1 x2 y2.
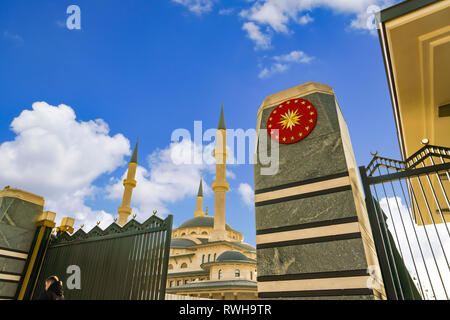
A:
190 231 196 235
168 264 173 270
202 254 205 263
218 269 222 280
181 263 187 269
208 254 211 262
214 253 216 261
250 271 253 280
177 280 181 286
201 231 208 235
181 232 186 236
170 281 173 287
185 280 189 284
235 269 240 278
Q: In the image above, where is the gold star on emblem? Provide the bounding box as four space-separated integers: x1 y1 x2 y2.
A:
307 105 311 109
269 117 272 121
274 110 277 114
299 132 303 137
309 119 313 123
295 100 298 103
283 137 286 142
291 136 294 141
279 105 283 108
310 112 314 115
305 126 309 131
301 101 306 105
286 101 290 104
278 108 302 131
268 124 272 128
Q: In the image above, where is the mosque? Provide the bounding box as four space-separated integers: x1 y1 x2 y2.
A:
116 107 257 300
164 108 257 300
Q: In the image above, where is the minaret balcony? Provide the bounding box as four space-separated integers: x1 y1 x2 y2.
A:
212 149 229 159
123 178 137 188
211 181 229 192
118 206 132 215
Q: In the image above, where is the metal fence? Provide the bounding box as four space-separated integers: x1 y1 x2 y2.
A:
359 145 449 300
31 215 172 300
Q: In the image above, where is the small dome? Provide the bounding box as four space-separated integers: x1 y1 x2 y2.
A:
170 238 197 248
216 250 250 262
177 216 233 231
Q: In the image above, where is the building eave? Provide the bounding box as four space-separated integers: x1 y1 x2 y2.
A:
377 0 441 23
167 270 209 278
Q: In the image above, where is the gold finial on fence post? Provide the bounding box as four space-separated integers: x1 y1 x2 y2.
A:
153 210 157 216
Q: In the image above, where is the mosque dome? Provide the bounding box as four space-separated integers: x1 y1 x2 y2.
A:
170 238 197 248
177 216 234 231
216 250 251 262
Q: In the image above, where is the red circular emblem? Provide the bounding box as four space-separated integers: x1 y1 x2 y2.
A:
266 98 317 144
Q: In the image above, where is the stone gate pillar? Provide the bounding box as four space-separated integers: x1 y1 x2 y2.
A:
0 187 45 299
254 82 385 300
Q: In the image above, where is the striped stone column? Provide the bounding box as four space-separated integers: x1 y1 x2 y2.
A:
254 82 385 300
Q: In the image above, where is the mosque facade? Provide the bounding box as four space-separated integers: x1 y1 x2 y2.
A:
164 108 257 300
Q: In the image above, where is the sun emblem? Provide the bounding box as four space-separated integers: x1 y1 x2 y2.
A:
278 108 302 131
266 98 317 144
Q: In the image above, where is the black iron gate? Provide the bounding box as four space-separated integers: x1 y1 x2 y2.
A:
31 215 172 300
359 145 449 300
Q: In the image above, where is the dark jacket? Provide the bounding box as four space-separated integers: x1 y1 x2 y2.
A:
40 281 64 300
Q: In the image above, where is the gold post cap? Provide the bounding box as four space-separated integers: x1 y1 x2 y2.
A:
39 211 56 222
57 217 75 234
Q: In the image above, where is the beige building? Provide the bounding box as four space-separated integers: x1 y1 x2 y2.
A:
377 0 450 225
165 108 257 300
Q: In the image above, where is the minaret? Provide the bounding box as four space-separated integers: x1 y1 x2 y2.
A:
117 139 138 226
194 179 205 217
210 105 229 241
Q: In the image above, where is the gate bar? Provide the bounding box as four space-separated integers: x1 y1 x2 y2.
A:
359 166 399 300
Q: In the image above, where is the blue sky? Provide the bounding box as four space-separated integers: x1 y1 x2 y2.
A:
0 0 402 245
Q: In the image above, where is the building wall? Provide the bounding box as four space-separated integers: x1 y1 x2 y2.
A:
172 226 243 242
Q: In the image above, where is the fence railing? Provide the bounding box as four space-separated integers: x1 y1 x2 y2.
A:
359 145 449 300
31 215 173 300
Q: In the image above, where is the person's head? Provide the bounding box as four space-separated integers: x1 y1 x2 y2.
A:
45 275 59 291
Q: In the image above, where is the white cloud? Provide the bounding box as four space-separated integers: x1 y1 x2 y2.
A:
3 31 23 44
238 183 254 207
259 62 289 78
298 13 314 25
240 2 290 33
273 50 314 63
172 0 215 14
219 8 234 15
240 0 397 47
0 102 130 230
259 50 313 78
242 22 272 50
